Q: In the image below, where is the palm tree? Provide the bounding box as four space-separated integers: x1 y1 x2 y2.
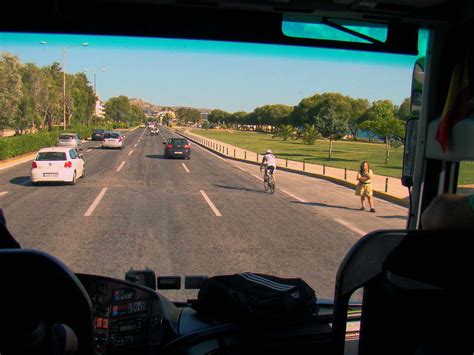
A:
301 124 320 145
273 124 294 141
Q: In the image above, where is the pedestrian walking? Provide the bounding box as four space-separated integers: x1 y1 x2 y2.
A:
356 161 376 213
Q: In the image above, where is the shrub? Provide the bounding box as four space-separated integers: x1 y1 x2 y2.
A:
0 131 59 160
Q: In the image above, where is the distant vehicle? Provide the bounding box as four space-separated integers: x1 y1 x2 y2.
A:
163 138 191 159
150 126 159 135
30 147 85 185
102 131 125 149
91 129 105 141
56 133 83 150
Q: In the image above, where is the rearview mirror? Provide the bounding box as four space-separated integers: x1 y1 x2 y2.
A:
401 118 418 187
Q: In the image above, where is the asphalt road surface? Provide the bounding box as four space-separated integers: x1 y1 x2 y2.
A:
0 127 407 300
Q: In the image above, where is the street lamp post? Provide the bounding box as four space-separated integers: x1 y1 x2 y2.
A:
40 41 89 130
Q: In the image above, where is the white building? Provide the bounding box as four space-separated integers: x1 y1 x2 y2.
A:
95 98 105 118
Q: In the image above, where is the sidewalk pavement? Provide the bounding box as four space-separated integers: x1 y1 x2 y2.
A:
181 129 410 204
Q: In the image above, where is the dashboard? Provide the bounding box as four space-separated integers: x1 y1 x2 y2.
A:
77 274 179 354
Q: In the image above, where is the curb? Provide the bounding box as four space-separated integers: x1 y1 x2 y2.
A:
0 152 37 171
177 130 409 208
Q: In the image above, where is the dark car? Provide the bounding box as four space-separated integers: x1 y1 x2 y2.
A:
163 138 191 159
91 129 105 141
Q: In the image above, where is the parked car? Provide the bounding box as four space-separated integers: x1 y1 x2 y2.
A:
30 147 85 185
102 131 125 149
91 129 105 141
163 138 191 159
56 133 83 150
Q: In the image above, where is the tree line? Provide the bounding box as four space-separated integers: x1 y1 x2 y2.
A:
0 52 146 133
206 92 411 164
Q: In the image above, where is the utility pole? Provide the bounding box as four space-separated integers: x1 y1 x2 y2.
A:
63 47 67 131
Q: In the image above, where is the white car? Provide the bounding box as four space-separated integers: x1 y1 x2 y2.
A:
30 147 85 185
102 131 125 149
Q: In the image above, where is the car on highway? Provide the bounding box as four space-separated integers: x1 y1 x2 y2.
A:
102 131 125 149
91 129 106 141
163 138 191 159
56 133 83 150
30 147 85 185
150 126 159 135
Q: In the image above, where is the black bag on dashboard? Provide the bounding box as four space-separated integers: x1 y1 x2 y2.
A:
195 273 318 325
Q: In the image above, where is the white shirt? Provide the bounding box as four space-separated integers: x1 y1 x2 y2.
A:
263 153 276 167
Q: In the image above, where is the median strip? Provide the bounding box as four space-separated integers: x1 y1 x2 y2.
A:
116 161 126 172
181 163 190 173
333 218 366 236
84 187 108 217
199 190 222 217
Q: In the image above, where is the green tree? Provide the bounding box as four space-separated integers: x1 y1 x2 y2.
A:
314 103 348 159
396 97 411 121
360 100 405 164
0 53 23 129
175 107 202 126
273 124 295 141
105 96 131 123
301 124 320 145
208 109 231 125
348 98 369 140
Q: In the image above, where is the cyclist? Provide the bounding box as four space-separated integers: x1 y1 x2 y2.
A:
260 149 277 181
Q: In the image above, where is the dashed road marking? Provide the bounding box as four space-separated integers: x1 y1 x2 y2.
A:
134 143 138 148
116 161 126 172
333 218 366 236
128 150 134 156
280 189 308 203
199 190 222 217
182 163 190 173
84 188 108 217
87 148 93 152
0 191 8 197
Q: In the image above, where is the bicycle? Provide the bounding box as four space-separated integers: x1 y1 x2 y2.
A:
262 166 275 194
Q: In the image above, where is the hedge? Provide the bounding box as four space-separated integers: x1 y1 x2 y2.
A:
0 125 98 160
0 131 59 160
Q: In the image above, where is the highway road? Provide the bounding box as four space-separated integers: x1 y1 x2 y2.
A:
0 127 406 300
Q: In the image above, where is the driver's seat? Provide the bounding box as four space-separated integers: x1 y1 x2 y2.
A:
0 249 93 354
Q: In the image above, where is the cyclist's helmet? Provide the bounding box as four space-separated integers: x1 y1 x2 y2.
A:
265 149 272 154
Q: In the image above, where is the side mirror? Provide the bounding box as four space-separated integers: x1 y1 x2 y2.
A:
401 118 418 187
409 58 425 118
162 141 166 144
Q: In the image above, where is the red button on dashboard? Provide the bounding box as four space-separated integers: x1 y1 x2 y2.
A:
96 318 103 328
102 319 108 329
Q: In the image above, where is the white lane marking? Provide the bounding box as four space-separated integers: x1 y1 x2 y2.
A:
0 191 8 197
84 187 108 217
128 150 134 156
236 166 247 172
116 161 126 172
251 173 261 180
87 148 93 152
280 189 308 203
191 141 227 162
134 143 138 148
181 163 190 173
199 190 222 217
333 218 366 236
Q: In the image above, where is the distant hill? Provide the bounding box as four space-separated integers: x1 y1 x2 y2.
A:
130 98 212 115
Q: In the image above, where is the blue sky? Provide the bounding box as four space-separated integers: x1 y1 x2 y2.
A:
0 32 427 112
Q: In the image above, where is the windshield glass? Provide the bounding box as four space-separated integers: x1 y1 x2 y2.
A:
59 134 74 139
36 152 67 161
0 31 427 301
